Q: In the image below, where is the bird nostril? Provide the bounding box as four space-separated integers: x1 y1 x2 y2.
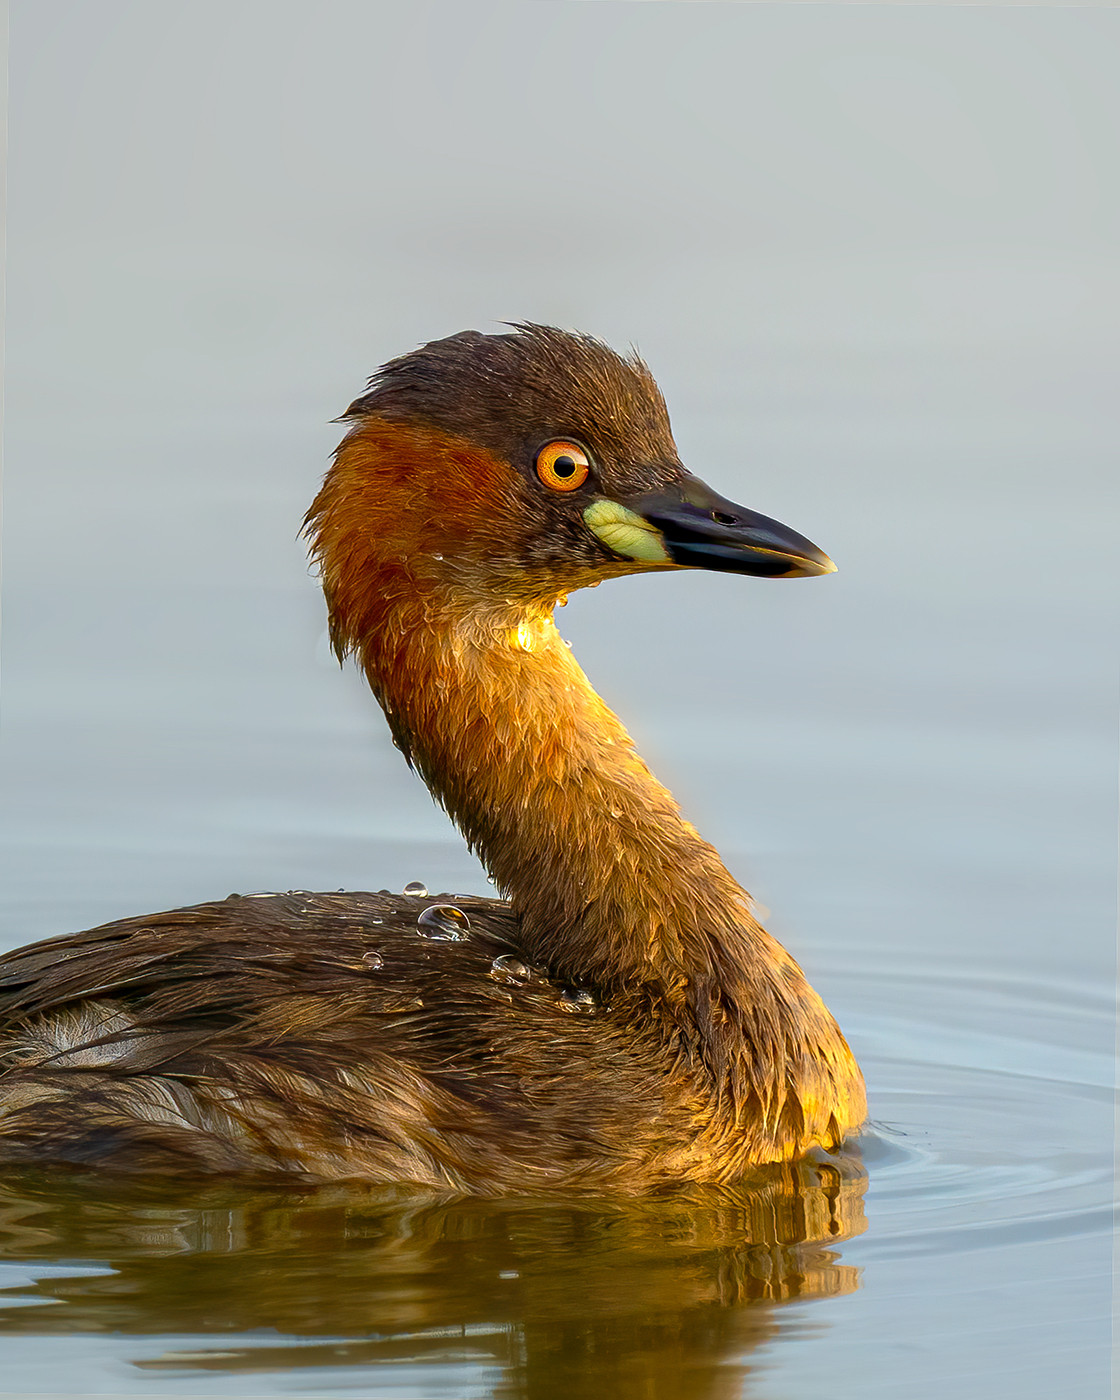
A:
710 510 736 526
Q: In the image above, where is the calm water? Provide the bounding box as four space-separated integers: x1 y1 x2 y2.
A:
0 936 1111 1397
2 3 1116 1397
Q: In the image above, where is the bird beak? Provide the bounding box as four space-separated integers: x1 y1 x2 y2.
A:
584 473 836 579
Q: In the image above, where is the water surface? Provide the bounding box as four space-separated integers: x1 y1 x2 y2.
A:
2 3 1116 1397
0 949 1110 1398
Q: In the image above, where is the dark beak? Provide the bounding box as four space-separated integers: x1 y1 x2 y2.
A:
630 474 836 579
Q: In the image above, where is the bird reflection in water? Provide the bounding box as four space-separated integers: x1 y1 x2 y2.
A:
0 1151 865 1399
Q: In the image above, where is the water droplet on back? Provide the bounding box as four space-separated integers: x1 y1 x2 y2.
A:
558 987 597 1015
362 950 385 970
403 881 429 897
416 904 471 941
490 953 530 984
369 916 384 926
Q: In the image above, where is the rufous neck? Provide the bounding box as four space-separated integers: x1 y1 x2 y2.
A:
358 586 773 999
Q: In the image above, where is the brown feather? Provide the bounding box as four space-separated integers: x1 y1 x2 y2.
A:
0 326 865 1189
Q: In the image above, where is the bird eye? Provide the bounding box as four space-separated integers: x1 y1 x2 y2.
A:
535 440 591 492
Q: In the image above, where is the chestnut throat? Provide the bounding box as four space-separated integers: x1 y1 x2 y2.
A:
355 582 798 1015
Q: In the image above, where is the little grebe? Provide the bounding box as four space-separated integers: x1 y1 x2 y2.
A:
0 326 865 1189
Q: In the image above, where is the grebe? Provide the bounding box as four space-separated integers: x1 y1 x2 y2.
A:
0 326 865 1189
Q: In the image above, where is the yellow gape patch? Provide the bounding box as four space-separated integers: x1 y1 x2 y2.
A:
583 500 673 565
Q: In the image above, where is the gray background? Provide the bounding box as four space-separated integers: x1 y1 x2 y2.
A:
1 3 1117 1398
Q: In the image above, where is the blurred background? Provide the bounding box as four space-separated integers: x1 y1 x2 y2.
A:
0 4 1116 1399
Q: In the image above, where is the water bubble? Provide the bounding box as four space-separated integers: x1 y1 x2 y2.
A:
369 916 384 926
416 905 471 941
498 1270 520 1280
490 953 530 984
362 950 385 970
558 988 596 1015
403 881 429 898
609 809 622 819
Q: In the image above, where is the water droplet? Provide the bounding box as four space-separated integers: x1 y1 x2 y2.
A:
499 1270 520 1280
558 987 596 1015
403 881 429 898
362 950 385 970
432 553 444 561
369 916 384 925
609 809 622 819
416 904 471 941
490 953 530 984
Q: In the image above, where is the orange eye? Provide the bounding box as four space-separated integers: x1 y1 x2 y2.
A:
535 440 591 492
